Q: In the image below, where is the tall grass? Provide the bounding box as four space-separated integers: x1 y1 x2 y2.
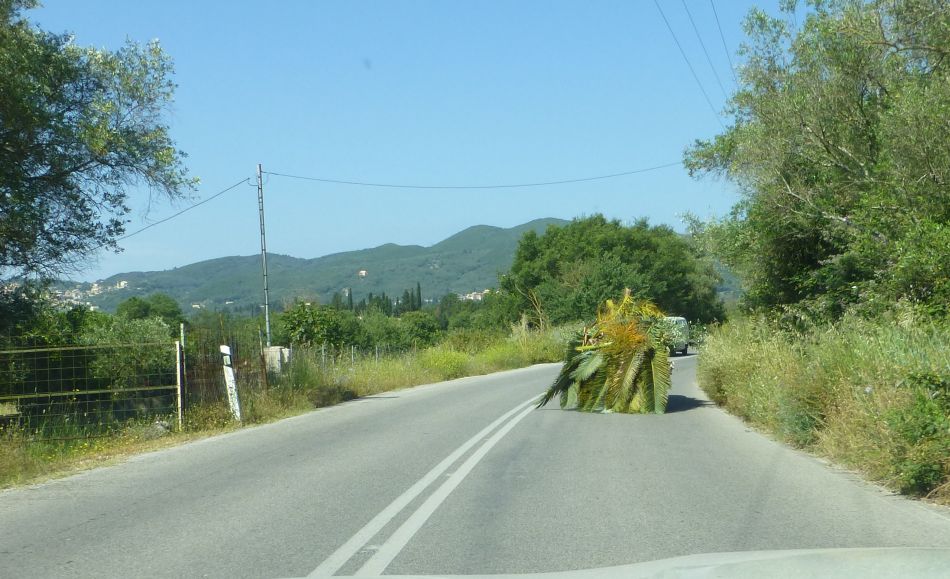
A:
271 324 567 399
698 311 950 504
0 414 223 488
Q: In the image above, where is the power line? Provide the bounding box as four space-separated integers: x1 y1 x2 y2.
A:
105 160 681 246
681 0 729 99
653 0 724 129
262 161 682 190
710 0 739 85
115 177 251 242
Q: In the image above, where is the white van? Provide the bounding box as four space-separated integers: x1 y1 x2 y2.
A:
665 316 689 355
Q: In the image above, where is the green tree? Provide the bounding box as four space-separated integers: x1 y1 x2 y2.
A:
398 310 440 348
360 310 403 348
145 293 184 329
685 0 950 319
81 316 174 388
278 302 362 349
359 292 393 316
0 285 109 348
329 292 345 310
115 293 182 331
435 293 465 329
398 289 413 315
115 296 152 320
0 0 194 278
501 215 724 325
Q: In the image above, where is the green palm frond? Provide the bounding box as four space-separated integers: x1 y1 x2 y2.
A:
586 380 610 413
538 289 675 415
616 350 646 411
637 360 656 413
650 346 672 414
562 382 579 409
600 359 623 412
537 359 576 408
538 332 594 408
570 351 604 383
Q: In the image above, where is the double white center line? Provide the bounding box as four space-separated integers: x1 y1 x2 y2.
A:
308 395 539 577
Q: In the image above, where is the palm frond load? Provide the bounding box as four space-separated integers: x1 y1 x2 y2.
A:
538 289 674 414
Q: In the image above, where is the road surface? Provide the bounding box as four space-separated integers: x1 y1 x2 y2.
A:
1 355 949 578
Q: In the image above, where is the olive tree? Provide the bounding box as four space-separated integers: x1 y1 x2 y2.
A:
0 0 194 279
685 0 950 319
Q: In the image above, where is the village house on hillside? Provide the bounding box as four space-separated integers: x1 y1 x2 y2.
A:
460 289 491 301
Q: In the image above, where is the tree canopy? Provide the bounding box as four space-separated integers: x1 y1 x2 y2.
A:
115 293 183 330
0 0 193 279
685 0 950 320
498 215 724 325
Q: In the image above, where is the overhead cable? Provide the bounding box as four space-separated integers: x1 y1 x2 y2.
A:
681 0 730 99
710 0 739 85
653 0 725 129
116 177 251 242
264 161 683 189
262 161 682 190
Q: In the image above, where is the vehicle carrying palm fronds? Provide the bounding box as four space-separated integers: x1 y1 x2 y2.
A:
538 289 675 414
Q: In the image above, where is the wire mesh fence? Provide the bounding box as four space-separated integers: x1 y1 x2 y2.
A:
182 325 268 408
0 317 437 441
0 342 181 440
179 324 417 407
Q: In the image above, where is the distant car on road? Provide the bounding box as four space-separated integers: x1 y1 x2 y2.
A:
665 316 689 355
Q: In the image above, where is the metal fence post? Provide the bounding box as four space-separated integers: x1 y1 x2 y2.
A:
175 340 183 432
179 323 188 405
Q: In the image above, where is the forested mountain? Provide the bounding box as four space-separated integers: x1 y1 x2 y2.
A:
66 219 568 313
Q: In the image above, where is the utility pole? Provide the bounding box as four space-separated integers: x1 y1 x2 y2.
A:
257 163 272 346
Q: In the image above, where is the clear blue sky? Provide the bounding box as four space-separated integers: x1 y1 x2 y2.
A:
30 1 778 282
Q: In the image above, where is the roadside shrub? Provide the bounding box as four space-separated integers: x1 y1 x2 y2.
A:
399 311 441 348
279 303 363 349
417 347 469 380
699 313 950 502
441 328 504 354
885 374 950 495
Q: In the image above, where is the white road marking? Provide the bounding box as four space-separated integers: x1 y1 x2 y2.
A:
356 403 536 576
308 395 539 577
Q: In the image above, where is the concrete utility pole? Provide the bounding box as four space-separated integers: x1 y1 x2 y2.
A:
257 163 272 346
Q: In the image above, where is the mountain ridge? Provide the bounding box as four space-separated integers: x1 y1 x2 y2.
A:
67 218 568 313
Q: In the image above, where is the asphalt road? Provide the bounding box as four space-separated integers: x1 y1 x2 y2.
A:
1 356 949 578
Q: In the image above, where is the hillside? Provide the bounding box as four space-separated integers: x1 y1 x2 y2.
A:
67 218 568 313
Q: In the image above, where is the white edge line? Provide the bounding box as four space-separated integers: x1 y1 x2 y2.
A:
356 403 537 576
308 395 540 577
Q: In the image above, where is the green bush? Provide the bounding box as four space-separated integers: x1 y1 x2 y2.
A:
279 303 363 348
398 311 442 349
885 374 950 494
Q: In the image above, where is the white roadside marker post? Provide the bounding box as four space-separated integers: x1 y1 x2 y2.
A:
220 345 242 423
